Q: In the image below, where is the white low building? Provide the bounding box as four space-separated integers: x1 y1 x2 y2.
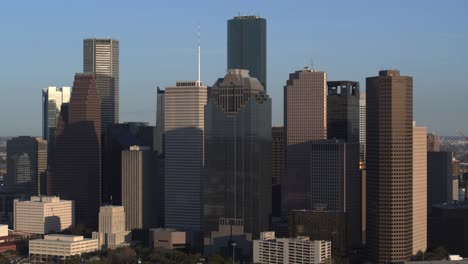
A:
253 232 331 264
29 235 98 258
14 196 74 234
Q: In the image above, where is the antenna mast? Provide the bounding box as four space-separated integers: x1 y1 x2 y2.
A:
197 24 201 84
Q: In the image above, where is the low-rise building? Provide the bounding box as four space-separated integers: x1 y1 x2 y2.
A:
253 231 331 264
14 196 74 234
29 235 98 259
92 206 131 249
150 228 188 251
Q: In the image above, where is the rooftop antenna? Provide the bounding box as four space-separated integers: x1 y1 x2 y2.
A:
197 24 201 84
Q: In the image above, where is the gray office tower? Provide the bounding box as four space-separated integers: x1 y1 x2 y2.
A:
228 16 267 90
204 69 272 239
427 151 453 213
6 137 47 196
285 140 361 256
155 87 165 155
84 38 119 132
327 81 360 142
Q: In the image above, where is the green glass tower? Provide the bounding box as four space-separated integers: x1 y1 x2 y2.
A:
227 16 267 90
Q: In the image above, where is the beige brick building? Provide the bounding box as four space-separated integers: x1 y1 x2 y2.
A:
92 205 131 249
29 235 98 258
14 196 74 235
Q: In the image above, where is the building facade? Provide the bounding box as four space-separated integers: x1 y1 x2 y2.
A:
413 122 427 254
102 122 156 205
92 206 131 249
427 133 441 152
83 38 119 132
48 73 101 228
150 228 189 251
14 196 74 235
155 87 165 155
164 81 207 231
204 69 272 239
253 232 331 264
272 126 284 217
327 81 360 143
6 137 47 196
42 86 71 160
366 70 413 263
282 67 327 217
227 16 266 90
359 93 366 162
121 145 157 230
427 151 453 213
29 235 98 258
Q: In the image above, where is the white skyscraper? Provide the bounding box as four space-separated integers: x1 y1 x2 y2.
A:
92 205 131 249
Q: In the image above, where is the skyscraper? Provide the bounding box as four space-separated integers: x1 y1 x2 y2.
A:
413 122 427 255
271 127 284 186
204 69 271 239
121 146 158 230
427 133 441 152
427 151 453 213
83 38 119 132
284 140 361 256
327 81 360 142
359 93 366 162
6 137 47 196
282 67 327 216
102 122 156 205
155 87 165 155
366 70 413 263
42 87 71 158
271 126 284 217
164 81 207 231
49 73 101 228
227 16 267 90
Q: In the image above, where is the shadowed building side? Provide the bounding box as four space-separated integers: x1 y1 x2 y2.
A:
48 73 101 229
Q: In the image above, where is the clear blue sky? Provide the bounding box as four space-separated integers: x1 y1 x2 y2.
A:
0 0 467 136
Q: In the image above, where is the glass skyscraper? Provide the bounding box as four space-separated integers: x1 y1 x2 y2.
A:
84 38 119 133
204 69 272 239
42 86 71 160
228 16 267 90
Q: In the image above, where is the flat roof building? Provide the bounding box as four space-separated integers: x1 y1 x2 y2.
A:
29 235 98 259
253 231 331 264
14 196 74 235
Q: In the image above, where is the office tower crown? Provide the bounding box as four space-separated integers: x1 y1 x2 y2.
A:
211 69 268 114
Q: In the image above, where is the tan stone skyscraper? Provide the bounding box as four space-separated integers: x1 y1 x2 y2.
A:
164 81 207 231
282 67 327 216
366 70 413 263
413 122 427 255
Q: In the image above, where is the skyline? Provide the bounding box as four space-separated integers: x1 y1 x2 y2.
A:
0 0 467 136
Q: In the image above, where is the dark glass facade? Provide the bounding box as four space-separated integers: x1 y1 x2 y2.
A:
102 122 156 205
204 69 271 239
427 151 453 214
227 16 267 90
48 73 101 228
6 137 47 196
327 81 360 143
